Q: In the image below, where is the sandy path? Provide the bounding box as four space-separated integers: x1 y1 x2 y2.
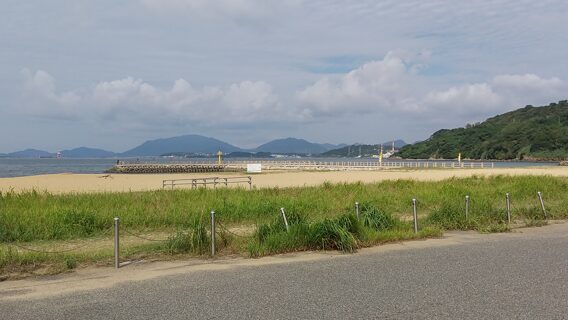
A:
0 167 567 194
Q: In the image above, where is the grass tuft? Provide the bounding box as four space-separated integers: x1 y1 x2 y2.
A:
166 219 210 255
360 205 398 231
308 217 358 252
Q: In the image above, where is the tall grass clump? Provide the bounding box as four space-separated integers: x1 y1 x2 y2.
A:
249 208 423 257
425 200 507 231
307 215 358 252
360 205 398 231
165 219 210 255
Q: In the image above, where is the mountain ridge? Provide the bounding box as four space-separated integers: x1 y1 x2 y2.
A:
120 134 243 157
7 149 54 158
2 135 390 158
253 137 343 154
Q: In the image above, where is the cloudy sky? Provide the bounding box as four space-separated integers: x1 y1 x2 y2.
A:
1 0 567 152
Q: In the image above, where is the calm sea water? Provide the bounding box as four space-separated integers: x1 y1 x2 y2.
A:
0 158 559 178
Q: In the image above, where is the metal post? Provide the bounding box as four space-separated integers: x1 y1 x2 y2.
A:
465 195 470 219
412 199 418 234
537 192 547 219
506 193 511 224
114 217 120 269
280 208 290 232
355 202 360 219
210 210 216 256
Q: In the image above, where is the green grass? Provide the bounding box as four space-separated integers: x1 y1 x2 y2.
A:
1 175 567 276
247 208 443 257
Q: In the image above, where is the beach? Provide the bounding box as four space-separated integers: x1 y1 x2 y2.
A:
1 167 567 194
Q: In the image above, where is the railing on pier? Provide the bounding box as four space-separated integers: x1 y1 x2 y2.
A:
111 160 495 173
223 160 495 170
162 176 253 190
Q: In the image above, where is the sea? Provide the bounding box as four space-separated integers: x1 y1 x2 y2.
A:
0 157 560 178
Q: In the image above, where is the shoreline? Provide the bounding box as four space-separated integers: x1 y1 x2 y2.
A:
1 166 567 194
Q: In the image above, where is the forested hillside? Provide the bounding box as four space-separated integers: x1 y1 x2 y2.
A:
398 101 568 160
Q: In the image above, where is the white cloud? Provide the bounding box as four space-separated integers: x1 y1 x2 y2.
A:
423 83 503 115
297 55 567 120
21 69 81 119
296 53 420 117
491 74 566 106
20 70 282 125
423 74 567 117
21 61 567 129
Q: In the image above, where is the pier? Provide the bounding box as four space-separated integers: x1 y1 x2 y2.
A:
106 163 239 174
223 160 495 170
106 160 495 174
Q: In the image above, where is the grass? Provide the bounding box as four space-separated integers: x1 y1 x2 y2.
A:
248 209 444 257
1 175 567 277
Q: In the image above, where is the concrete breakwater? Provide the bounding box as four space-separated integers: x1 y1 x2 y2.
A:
561 161 568 166
106 160 497 174
106 163 241 174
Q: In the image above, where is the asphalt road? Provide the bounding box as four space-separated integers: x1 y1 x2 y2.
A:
2 224 568 320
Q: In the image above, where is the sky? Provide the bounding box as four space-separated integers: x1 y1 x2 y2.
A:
1 0 567 153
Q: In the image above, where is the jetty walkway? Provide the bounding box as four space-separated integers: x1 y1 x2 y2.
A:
106 160 494 174
225 160 494 170
107 163 238 174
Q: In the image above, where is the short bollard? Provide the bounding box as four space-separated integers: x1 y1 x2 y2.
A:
210 210 216 256
537 192 547 219
114 217 120 269
355 202 360 219
465 195 470 218
280 208 290 232
412 199 418 234
506 193 511 224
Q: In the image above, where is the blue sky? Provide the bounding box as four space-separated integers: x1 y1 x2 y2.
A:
1 0 567 152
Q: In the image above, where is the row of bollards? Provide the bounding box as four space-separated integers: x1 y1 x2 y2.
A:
460 192 546 221
113 191 548 266
356 191 547 235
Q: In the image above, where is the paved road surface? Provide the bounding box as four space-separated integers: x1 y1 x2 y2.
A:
1 223 567 319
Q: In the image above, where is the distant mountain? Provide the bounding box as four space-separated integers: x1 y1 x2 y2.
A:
322 143 348 150
61 147 117 158
398 100 568 160
320 140 408 157
4 135 352 159
8 149 54 158
254 138 339 154
226 151 273 158
121 134 242 157
383 139 408 149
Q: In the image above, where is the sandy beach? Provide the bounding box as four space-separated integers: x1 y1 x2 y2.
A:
0 167 567 194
